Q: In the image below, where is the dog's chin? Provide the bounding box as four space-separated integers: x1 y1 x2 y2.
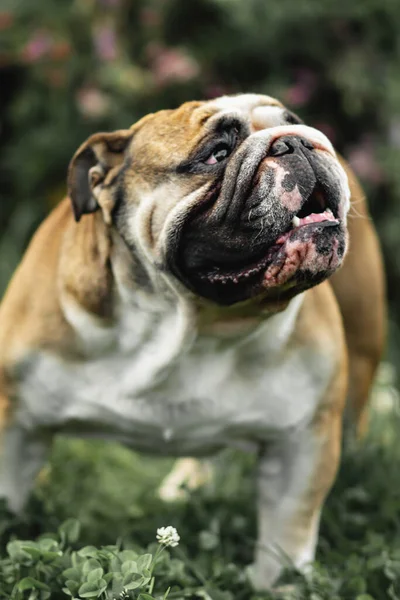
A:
176 216 347 306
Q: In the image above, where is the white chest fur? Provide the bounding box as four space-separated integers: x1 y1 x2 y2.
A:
15 293 332 456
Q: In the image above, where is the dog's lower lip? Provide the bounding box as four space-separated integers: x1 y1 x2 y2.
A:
198 247 280 285
195 215 340 286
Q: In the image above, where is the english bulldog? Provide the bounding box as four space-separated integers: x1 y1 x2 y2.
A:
0 94 385 588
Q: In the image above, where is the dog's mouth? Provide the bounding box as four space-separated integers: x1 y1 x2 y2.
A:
176 182 345 306
199 209 338 286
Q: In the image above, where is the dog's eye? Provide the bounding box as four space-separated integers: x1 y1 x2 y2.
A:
204 143 231 165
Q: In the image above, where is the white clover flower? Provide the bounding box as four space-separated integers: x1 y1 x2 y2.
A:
156 525 180 547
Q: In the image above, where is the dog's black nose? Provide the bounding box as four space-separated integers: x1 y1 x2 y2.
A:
269 135 314 157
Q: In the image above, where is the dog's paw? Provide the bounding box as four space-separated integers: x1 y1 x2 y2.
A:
246 561 302 597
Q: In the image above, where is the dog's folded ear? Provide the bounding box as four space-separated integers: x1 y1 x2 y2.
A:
67 129 133 223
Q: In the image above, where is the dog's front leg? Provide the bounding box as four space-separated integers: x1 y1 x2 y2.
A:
252 405 342 589
0 424 51 513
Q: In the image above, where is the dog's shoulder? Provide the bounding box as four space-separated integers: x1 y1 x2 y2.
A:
58 203 114 323
0 200 115 371
295 281 346 359
0 201 71 361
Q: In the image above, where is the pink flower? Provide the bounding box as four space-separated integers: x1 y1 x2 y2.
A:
204 84 232 99
313 122 336 145
50 41 72 61
347 137 383 184
0 11 13 31
284 69 318 108
22 30 53 63
76 86 110 119
93 24 118 61
140 8 161 27
148 44 200 86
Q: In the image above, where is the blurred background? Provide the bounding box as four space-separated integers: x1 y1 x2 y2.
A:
1 4 400 596
1 0 400 350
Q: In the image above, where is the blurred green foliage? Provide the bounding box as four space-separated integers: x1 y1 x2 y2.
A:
1 397 400 598
1 0 400 331
1 4 400 596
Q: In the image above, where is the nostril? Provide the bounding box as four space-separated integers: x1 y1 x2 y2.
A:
269 139 294 157
300 138 314 150
269 135 314 157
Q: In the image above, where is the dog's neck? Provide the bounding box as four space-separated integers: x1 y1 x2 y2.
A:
109 227 304 347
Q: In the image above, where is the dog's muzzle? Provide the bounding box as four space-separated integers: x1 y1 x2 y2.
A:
170 126 350 305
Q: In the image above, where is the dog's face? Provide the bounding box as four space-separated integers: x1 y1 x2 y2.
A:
68 94 350 306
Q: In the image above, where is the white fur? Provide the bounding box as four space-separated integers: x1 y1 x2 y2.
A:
12 291 333 449
212 93 281 113
252 105 287 128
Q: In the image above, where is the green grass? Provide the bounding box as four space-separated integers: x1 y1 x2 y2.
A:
1 384 400 599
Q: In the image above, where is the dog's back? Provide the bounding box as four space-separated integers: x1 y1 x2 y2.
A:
330 159 386 435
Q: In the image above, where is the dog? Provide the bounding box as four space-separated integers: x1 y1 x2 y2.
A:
0 94 385 588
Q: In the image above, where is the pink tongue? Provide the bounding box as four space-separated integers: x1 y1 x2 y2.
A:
297 210 337 225
276 210 338 244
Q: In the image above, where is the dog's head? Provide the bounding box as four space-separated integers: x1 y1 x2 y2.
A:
68 94 350 306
